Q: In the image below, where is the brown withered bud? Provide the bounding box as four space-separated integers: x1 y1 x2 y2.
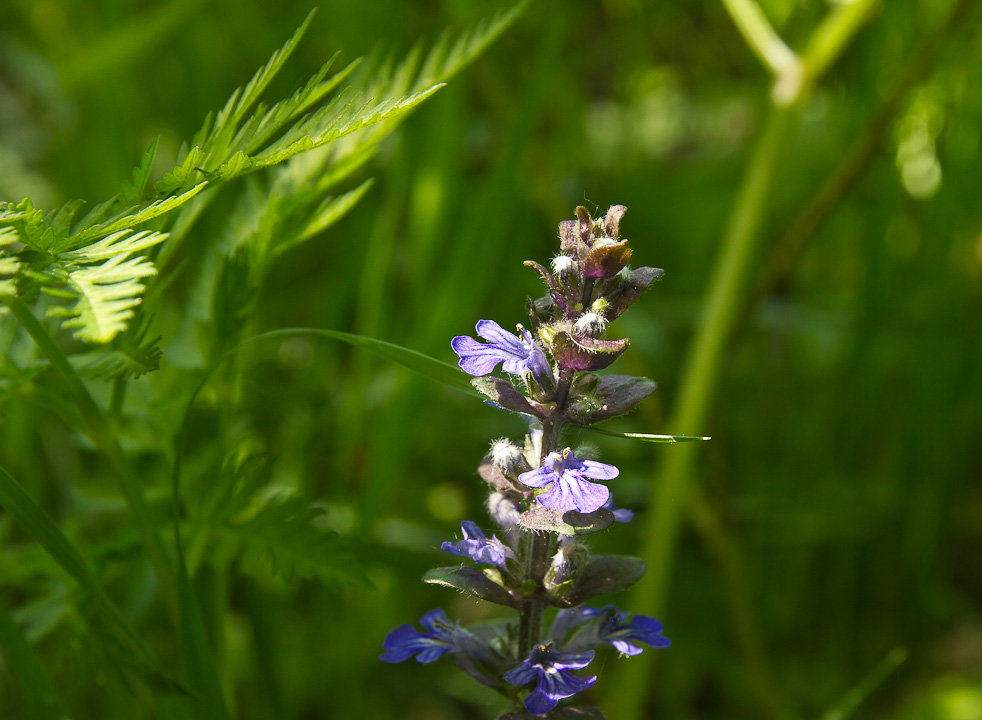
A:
583 239 632 278
575 206 594 245
560 219 589 261
550 331 630 372
603 204 628 239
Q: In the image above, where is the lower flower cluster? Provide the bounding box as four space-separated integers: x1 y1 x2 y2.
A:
382 601 670 715
380 206 674 717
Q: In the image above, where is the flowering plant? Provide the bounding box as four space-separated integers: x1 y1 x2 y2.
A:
382 206 683 718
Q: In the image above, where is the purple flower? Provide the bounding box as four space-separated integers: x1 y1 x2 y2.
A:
566 606 671 656
518 448 617 514
451 320 551 382
602 494 634 523
548 606 596 644
503 644 597 716
441 521 514 567
380 609 468 663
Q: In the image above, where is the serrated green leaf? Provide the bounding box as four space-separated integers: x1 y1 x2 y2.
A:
69 336 162 381
64 183 206 249
122 137 160 202
294 178 374 245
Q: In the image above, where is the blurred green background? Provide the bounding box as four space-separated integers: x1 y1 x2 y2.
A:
1 0 980 718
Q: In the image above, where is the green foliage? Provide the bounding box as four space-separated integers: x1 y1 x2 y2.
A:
186 452 368 587
1 0 980 719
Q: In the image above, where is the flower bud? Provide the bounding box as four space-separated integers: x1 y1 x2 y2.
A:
545 542 590 588
488 492 523 547
603 204 628 239
550 254 577 280
490 438 526 474
573 312 606 338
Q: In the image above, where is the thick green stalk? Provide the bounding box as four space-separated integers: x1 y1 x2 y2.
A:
606 102 800 719
605 2 882 714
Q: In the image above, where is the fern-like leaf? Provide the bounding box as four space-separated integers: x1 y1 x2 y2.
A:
42 230 168 343
187 453 368 588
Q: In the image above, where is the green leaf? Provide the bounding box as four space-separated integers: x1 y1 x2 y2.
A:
63 183 207 249
294 178 375 245
548 555 647 607
0 601 64 720
566 374 657 425
45 230 168 343
423 566 518 608
69 336 162 381
176 548 230 720
0 462 175 689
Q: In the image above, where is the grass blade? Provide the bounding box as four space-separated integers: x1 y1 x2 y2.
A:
821 647 908 720
0 462 176 691
586 426 711 442
243 327 476 395
0 601 64 720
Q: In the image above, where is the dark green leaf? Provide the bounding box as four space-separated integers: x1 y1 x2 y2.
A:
423 566 518 608
472 376 544 416
548 555 646 607
566 374 656 425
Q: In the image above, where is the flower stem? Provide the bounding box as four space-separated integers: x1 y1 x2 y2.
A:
517 416 563 659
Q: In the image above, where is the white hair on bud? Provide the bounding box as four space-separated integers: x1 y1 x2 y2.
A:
490 438 524 473
551 254 577 276
573 312 607 337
